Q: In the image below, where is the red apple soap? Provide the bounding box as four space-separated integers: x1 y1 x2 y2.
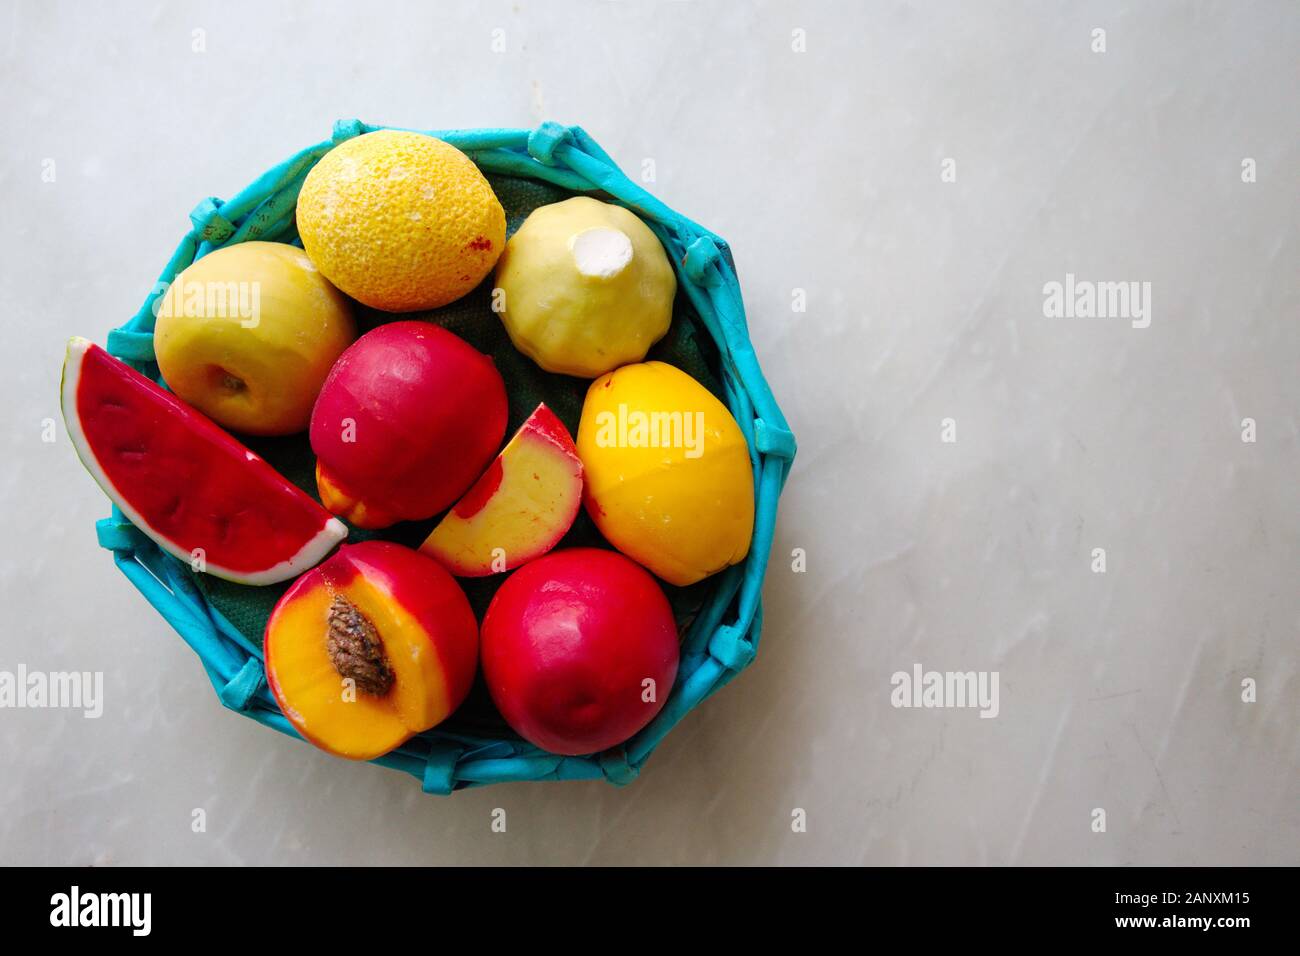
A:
310 321 507 529
480 548 679 755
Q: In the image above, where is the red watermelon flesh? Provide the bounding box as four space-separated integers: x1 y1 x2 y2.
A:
61 338 347 585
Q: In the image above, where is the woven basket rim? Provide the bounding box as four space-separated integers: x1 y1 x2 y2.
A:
97 119 796 792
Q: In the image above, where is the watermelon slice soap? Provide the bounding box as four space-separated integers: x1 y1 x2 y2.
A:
61 337 347 585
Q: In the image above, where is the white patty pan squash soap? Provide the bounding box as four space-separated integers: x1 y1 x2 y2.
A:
493 196 676 378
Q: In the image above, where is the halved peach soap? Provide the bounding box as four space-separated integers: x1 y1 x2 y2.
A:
419 403 583 577
264 541 478 760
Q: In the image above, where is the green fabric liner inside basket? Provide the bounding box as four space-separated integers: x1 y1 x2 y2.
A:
97 120 796 792
192 172 723 738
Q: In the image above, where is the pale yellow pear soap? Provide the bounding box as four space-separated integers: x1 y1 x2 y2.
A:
494 196 676 378
577 361 754 586
153 241 356 436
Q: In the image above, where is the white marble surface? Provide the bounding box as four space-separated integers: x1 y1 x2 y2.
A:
1 0 1296 865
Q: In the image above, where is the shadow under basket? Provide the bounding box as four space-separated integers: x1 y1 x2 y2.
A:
97 119 796 793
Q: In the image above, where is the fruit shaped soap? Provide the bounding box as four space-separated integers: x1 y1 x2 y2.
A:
577 361 754 586
493 196 676 378
296 130 506 312
420 403 583 576
61 338 346 585
265 541 478 761
480 548 679 756
311 321 508 529
153 241 356 436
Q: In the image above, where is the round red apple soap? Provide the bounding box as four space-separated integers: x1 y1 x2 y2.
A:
480 547 679 756
310 321 507 528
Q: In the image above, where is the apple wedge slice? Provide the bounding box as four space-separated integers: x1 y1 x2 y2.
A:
419 403 583 576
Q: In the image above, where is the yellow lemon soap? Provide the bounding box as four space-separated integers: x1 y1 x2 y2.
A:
296 130 505 312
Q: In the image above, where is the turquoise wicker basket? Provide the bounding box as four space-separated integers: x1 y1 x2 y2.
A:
95 119 796 792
